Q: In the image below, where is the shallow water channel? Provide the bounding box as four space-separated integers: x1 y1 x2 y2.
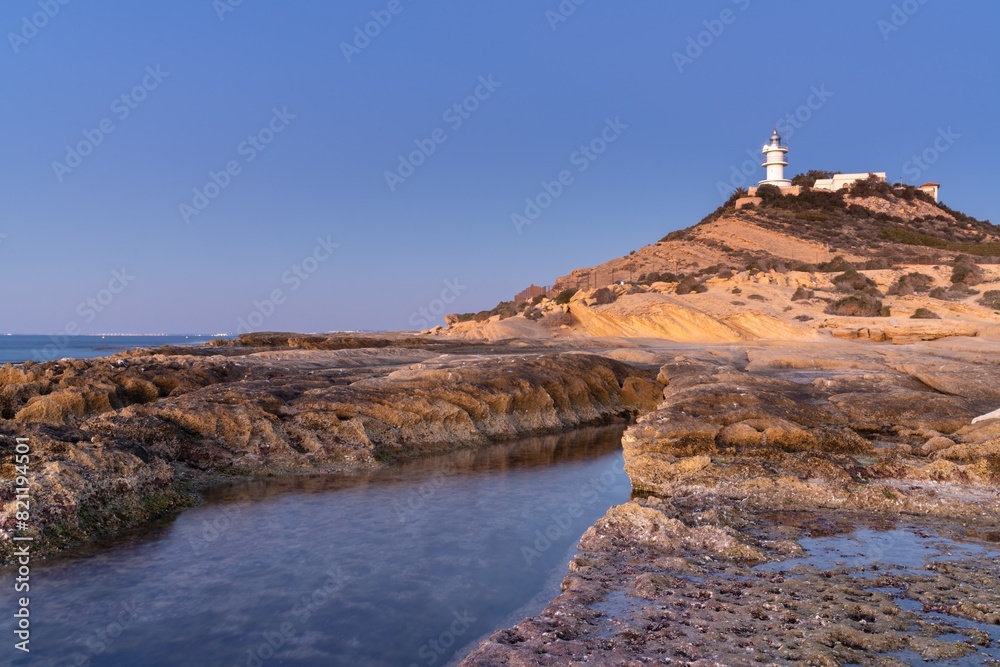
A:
0 425 631 667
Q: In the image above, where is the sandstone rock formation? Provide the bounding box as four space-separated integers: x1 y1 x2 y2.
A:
445 186 1000 345
461 339 1000 665
0 334 660 562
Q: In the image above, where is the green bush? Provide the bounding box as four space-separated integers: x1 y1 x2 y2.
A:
951 256 984 286
473 301 519 322
818 255 854 272
797 210 829 223
930 285 979 301
978 290 1000 310
848 174 893 199
676 276 708 295
888 272 935 296
911 308 941 320
791 170 834 187
724 188 749 208
832 270 877 293
791 286 814 301
756 184 783 201
881 228 1000 258
825 293 889 317
637 271 679 285
554 289 578 305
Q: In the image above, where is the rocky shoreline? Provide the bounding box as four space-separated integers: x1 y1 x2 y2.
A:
4 332 1000 665
0 333 661 563
460 338 1000 665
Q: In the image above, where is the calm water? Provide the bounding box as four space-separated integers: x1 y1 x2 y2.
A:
0 426 631 667
0 335 227 364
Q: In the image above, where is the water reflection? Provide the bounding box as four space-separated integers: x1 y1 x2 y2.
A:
0 425 630 667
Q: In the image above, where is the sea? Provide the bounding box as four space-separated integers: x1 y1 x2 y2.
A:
0 334 229 365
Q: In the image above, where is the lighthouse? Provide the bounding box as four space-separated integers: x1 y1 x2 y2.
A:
759 129 791 188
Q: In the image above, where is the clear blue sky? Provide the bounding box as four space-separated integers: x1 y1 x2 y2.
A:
2 0 997 334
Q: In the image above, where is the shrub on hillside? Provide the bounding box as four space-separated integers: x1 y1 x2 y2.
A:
848 174 893 199
832 269 877 293
791 287 815 301
911 308 941 320
951 256 984 286
756 184 783 201
888 272 935 296
818 256 854 272
676 276 708 295
789 262 819 273
825 293 889 317
797 210 830 223
882 228 1000 258
723 188 749 209
978 290 1000 310
791 170 834 188
473 301 518 322
637 271 679 285
930 285 979 301
554 289 578 305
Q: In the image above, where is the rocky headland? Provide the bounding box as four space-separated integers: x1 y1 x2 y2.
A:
3 180 1000 665
450 182 1000 664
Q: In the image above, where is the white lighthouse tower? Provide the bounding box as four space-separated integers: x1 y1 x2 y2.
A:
759 129 791 188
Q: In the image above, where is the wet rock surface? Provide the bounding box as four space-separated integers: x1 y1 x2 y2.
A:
461 340 1000 666
0 334 659 562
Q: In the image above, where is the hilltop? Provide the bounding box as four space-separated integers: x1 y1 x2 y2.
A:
442 178 1000 343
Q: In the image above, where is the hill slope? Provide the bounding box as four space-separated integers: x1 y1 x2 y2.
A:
442 183 1000 343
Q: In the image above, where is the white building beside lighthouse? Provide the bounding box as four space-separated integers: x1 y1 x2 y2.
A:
759 129 791 187
733 129 936 210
